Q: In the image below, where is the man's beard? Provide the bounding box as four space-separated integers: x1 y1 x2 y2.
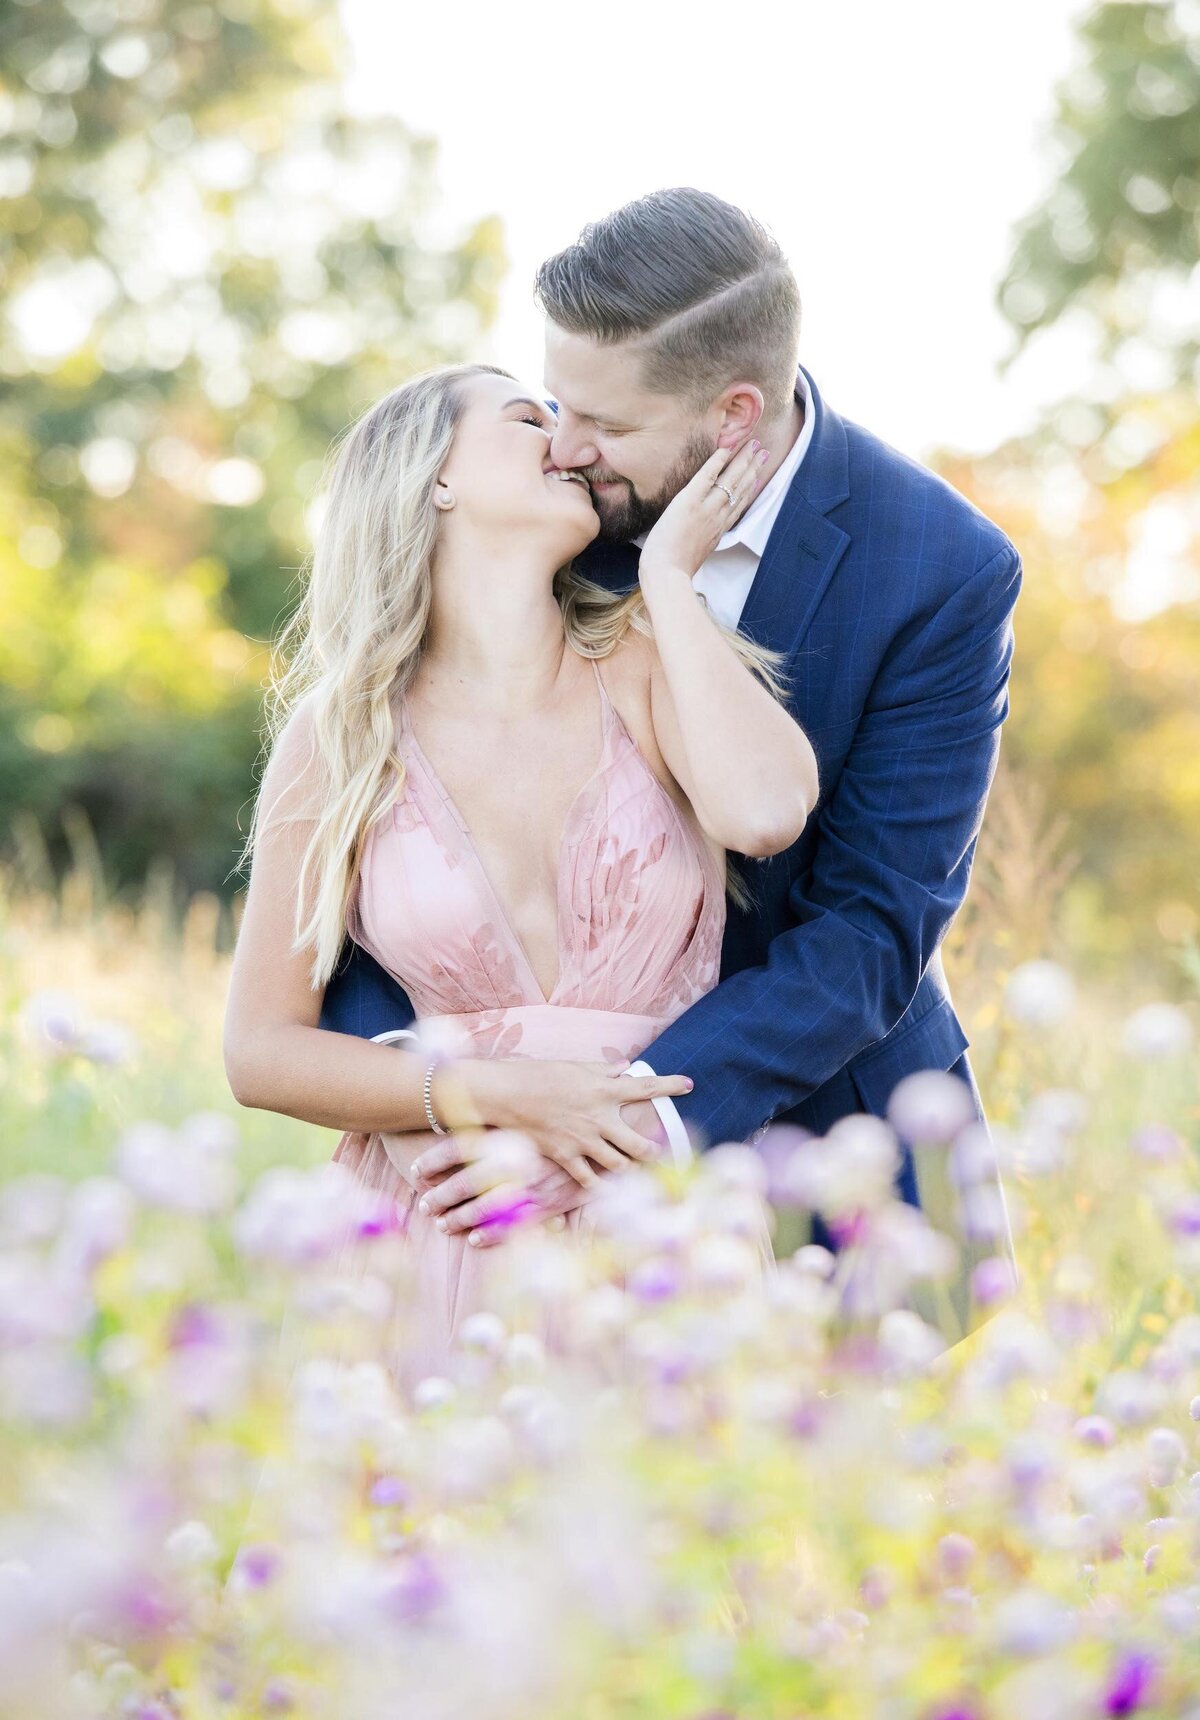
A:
588 430 716 542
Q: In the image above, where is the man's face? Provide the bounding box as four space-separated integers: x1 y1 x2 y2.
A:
542 323 717 541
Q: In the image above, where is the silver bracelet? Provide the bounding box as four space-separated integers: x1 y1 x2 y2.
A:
422 1061 448 1135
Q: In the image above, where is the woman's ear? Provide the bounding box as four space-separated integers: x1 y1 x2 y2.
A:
434 479 455 512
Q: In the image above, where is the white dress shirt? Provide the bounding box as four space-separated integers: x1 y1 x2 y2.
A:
633 366 816 629
628 368 815 1150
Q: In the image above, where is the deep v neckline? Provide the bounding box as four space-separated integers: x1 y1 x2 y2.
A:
399 659 615 1006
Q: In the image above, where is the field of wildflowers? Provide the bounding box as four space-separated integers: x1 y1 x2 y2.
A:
3 867 1199 1720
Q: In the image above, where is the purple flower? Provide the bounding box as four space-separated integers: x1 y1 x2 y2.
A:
629 1257 682 1302
369 1475 411 1508
382 1550 447 1624
233 1543 281 1589
1105 1649 1157 1715
971 1255 1018 1307
1130 1125 1184 1163
1074 1415 1116 1448
1168 1196 1200 1237
937 1533 976 1581
166 1302 222 1350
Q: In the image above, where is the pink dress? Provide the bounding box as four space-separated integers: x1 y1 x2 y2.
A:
330 659 727 1376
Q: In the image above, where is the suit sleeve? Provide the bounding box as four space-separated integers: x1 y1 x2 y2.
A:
639 540 1023 1145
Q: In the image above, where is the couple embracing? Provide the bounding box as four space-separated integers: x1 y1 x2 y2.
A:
224 188 1021 1366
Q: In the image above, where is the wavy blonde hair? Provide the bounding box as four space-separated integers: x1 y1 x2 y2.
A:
240 361 785 988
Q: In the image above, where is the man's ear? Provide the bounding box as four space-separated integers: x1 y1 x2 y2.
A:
715 383 765 448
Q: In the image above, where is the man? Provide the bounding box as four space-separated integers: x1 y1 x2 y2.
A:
320 189 1021 1335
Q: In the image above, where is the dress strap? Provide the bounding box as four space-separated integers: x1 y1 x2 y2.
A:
589 655 618 732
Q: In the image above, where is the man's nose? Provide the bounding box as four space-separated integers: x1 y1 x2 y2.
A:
549 420 599 472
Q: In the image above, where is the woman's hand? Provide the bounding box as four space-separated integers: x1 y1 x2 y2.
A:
413 1130 548 1242
457 1057 692 1188
413 1098 671 1248
638 436 769 584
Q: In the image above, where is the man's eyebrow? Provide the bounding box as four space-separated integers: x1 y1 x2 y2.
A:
551 400 627 427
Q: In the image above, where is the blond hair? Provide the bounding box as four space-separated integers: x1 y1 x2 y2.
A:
240 362 784 988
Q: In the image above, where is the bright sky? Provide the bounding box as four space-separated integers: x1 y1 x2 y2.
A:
342 0 1093 462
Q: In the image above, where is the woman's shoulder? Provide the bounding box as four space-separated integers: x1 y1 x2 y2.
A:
601 621 661 696
258 693 327 823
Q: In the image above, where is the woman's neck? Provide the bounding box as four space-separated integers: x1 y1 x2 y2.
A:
420 530 572 715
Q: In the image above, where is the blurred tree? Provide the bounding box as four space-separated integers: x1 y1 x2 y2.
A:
999 0 1199 388
0 0 504 895
939 394 1200 983
960 0 1200 985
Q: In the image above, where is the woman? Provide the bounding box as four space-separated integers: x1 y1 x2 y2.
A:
224 362 818 1375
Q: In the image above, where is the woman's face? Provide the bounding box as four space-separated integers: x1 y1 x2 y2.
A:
435 372 600 555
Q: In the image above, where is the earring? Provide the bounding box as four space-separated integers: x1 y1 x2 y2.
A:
435 481 455 512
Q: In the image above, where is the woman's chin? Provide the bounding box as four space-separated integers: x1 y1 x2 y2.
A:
557 505 601 554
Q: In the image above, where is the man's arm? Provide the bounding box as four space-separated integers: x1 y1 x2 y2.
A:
319 940 417 1041
640 540 1023 1146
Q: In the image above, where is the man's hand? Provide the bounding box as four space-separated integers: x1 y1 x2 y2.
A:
410 1102 669 1249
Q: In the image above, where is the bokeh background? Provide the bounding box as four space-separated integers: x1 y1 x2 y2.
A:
1 0 1197 1182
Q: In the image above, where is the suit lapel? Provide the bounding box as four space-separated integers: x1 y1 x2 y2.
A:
737 366 852 662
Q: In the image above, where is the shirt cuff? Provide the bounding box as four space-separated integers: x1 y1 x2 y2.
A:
626 1059 694 1168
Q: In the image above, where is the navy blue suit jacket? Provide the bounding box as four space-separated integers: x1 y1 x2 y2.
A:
318 367 1021 1189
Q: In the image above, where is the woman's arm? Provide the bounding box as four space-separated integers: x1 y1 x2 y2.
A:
224 703 462 1134
223 702 691 1179
637 442 819 858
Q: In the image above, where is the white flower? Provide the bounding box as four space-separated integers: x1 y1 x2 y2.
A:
1025 1088 1088 1136
993 1587 1077 1656
0 1346 93 1427
689 1234 761 1293
1004 960 1076 1027
949 1123 999 1189
959 1184 1011 1244
887 1070 976 1145
231 1162 389 1263
458 1312 507 1354
116 1120 237 1216
877 1308 945 1376
1147 1427 1186 1487
164 1521 219 1569
781 1118 898 1217
0 1175 67 1245
19 990 83 1053
412 1375 457 1411
696 1143 770 1197
1122 1002 1194 1060
55 1177 136 1271
78 1020 137 1066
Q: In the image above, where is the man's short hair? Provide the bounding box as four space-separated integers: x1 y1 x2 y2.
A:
534 188 802 420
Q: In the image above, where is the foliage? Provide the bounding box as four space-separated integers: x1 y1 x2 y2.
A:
936 384 1200 982
0 0 504 891
999 0 1200 387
